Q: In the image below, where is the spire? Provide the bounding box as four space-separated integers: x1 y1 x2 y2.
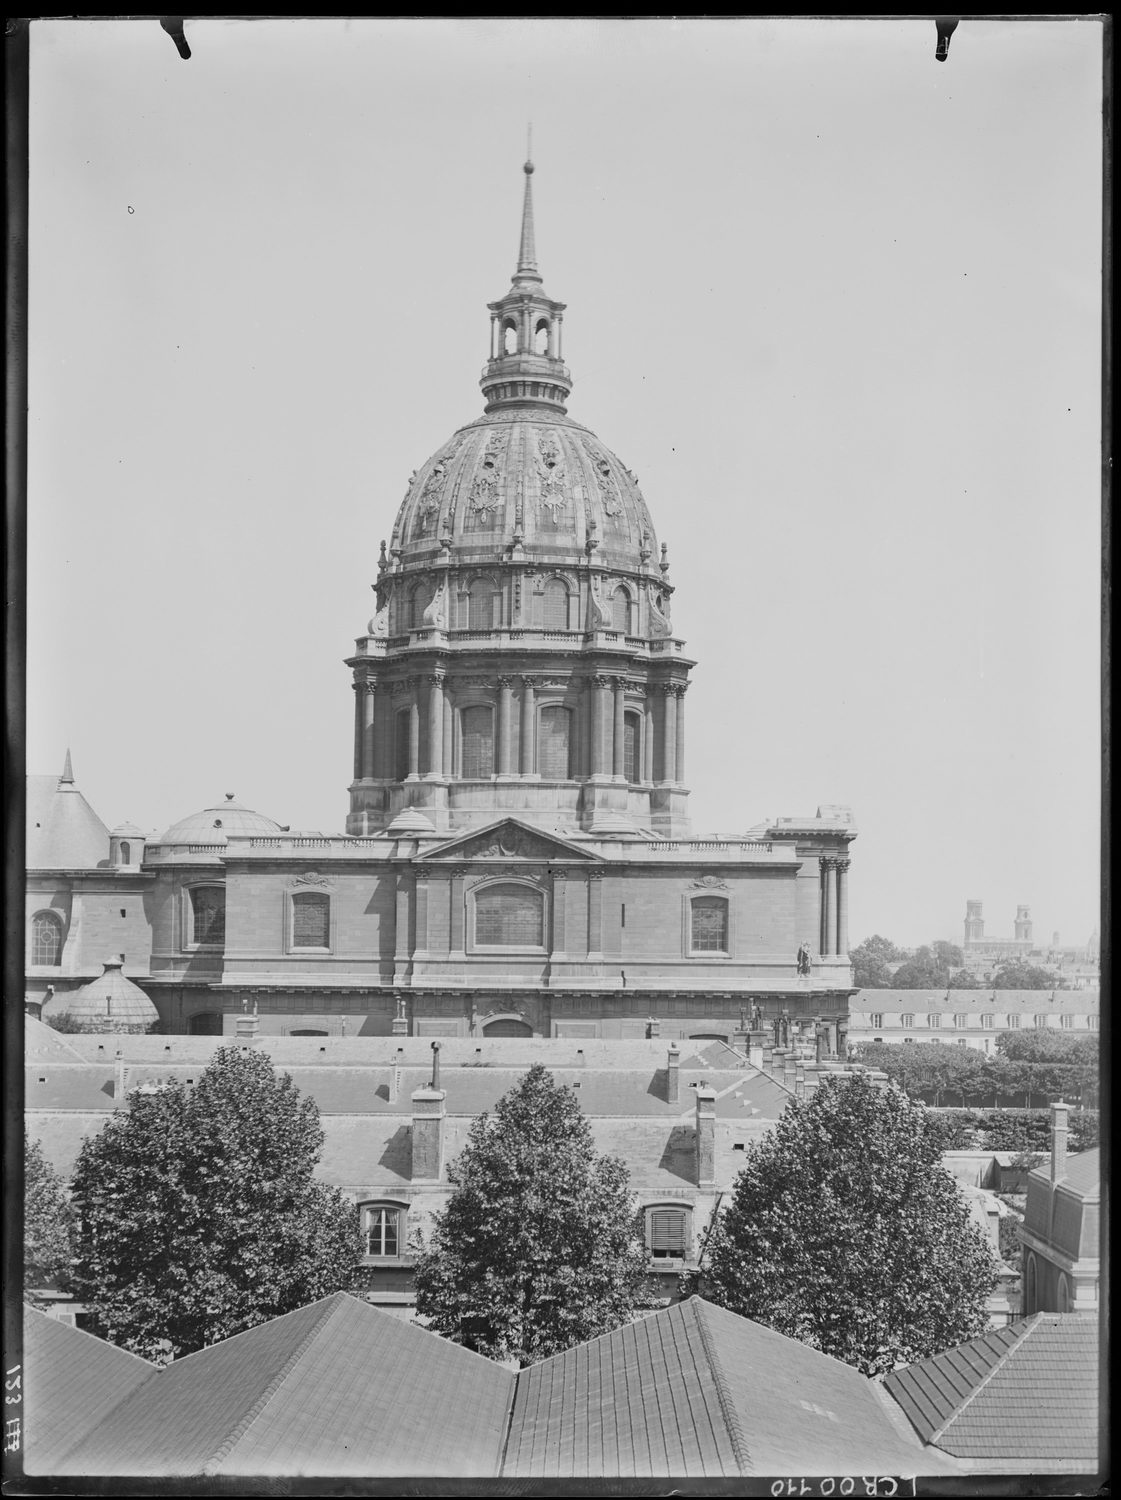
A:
515 130 539 283
60 748 74 785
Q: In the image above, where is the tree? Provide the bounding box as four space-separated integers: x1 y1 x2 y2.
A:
698 1074 996 1375
932 941 965 970
851 935 905 989
413 1063 650 1366
70 1047 359 1362
25 1135 76 1300
991 960 1057 990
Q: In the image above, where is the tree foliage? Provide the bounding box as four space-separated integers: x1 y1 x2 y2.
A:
850 935 905 989
413 1063 650 1366
991 960 1060 990
70 1047 359 1362
698 1075 996 1376
25 1135 76 1299
854 1038 1098 1109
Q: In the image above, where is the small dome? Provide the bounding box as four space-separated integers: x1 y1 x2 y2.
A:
110 821 145 837
62 957 159 1032
385 807 437 835
160 795 282 845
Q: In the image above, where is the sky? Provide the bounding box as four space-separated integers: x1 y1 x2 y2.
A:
25 17 1103 950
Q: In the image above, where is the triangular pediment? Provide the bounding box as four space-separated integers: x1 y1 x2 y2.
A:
415 817 600 863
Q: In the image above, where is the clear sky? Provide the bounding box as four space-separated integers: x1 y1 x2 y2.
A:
26 17 1103 950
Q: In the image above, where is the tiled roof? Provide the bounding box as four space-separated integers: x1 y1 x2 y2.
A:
26 774 110 869
55 1293 514 1477
504 1298 941 1478
22 1305 157 1475
1029 1146 1099 1199
883 1314 1099 1468
24 1016 87 1063
851 989 1098 1013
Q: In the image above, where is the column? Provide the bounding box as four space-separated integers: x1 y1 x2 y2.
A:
660 684 677 783
352 682 364 780
520 676 536 774
363 682 378 779
497 676 514 775
426 674 444 778
643 694 655 782
674 684 686 784
442 680 454 779
408 689 420 779
612 679 626 779
836 858 851 955
591 675 610 776
821 858 836 956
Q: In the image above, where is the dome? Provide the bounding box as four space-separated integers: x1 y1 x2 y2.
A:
58 957 159 1032
160 794 282 845
110 820 145 837
389 411 658 573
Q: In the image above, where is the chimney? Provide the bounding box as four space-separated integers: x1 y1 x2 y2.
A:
646 1016 661 1039
389 1060 401 1103
667 1045 680 1104
1050 1100 1070 1183
114 1049 128 1104
795 1062 806 1098
235 1001 260 1046
411 1081 446 1182
695 1083 716 1188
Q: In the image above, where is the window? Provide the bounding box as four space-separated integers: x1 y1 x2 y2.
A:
541 578 568 629
31 911 64 967
900 1012 914 1028
954 1013 968 1028
361 1204 403 1258
927 1013 941 1029
409 584 429 630
461 705 495 778
474 883 544 947
623 711 641 783
981 1013 995 1029
292 891 329 948
1087 1015 1099 1030
1060 1014 1074 1029
690 896 728 953
1007 1013 1021 1029
190 886 225 946
1034 1014 1049 1029
538 704 572 779
958 1038 969 1047
468 580 499 629
611 586 632 634
647 1207 688 1260
1024 1253 1038 1315
120 841 131 864
869 1013 883 1029
394 709 411 780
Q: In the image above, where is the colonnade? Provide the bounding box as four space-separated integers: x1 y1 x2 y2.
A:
353 673 688 783
819 856 851 956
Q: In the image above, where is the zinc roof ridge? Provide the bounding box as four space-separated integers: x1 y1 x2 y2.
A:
690 1299 752 1476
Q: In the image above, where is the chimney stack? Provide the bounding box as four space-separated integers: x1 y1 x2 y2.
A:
411 1080 446 1182
667 1045 680 1104
235 1000 260 1046
1050 1100 1070 1183
114 1049 128 1104
695 1083 717 1188
430 1039 441 1091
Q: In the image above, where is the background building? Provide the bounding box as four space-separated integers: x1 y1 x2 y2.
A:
847 988 1100 1053
961 901 1099 987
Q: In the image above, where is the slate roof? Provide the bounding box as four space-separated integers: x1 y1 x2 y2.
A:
883 1314 1100 1470
850 988 1098 1013
26 773 110 869
1029 1146 1100 1199
54 1293 514 1478
24 1016 87 1063
504 1298 943 1478
22 1305 157 1475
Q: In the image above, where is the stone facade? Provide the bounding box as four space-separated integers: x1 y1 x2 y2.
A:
26 159 856 1039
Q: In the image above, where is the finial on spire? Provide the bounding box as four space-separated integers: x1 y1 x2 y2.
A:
60 748 74 785
516 134 539 279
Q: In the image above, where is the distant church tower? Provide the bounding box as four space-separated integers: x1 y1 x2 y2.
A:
1015 904 1033 944
964 899 984 948
346 155 693 838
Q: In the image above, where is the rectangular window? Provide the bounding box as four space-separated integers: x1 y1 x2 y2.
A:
474 884 544 947
869 1013 883 1029
1008 1013 1021 1029
981 1013 995 1029
927 1013 941 1029
190 886 225 945
900 1013 914 1028
1060 1014 1074 1029
1087 1015 1099 1030
648 1209 686 1259
538 705 572 779
623 714 640 783
292 891 330 948
363 1206 401 1257
691 897 728 953
461 706 494 778
954 1013 968 1028
1034 1014 1049 1028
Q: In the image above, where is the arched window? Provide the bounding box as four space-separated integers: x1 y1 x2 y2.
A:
31 911 64 967
502 321 517 355
394 710 411 781
409 584 429 630
120 841 131 864
461 706 495 778
690 896 728 954
361 1203 405 1258
1025 1252 1038 1315
542 578 568 630
534 319 550 355
292 891 330 948
468 579 499 629
188 1011 223 1035
623 711 641 784
538 704 572 779
1056 1273 1071 1313
190 886 226 946
611 586 632 634
646 1206 689 1260
474 883 544 947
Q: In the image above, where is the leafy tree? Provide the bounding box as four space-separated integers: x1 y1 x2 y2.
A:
932 941 965 970
698 1074 996 1375
948 968 980 989
43 1012 92 1034
851 935 905 989
413 1063 650 1366
991 961 1058 990
25 1135 76 1300
70 1047 359 1362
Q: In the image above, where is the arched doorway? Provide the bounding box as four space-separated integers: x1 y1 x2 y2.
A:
188 1011 223 1036
483 1017 533 1038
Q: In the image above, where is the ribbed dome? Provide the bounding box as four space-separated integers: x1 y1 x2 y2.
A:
60 957 159 1032
160 795 281 845
390 410 658 573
